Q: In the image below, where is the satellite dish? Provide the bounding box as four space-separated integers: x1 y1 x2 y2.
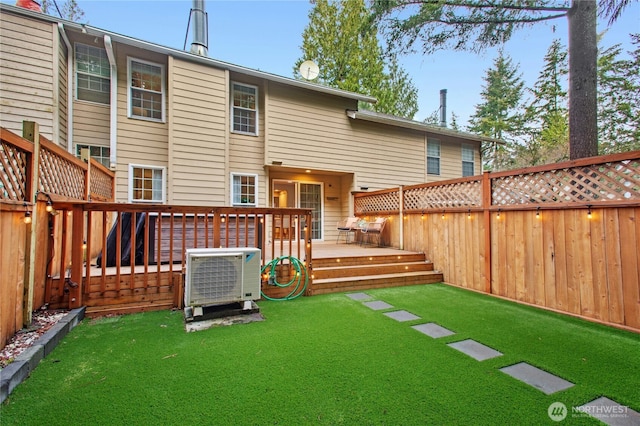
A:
299 60 319 80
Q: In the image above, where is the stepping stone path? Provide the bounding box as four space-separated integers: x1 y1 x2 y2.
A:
499 362 574 395
384 310 421 322
346 293 635 424
411 323 455 338
363 300 393 310
447 339 503 361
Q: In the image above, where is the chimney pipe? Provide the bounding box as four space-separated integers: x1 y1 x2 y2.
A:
439 89 447 127
190 0 208 56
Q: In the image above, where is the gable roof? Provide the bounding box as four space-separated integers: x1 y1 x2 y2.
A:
346 109 504 144
0 3 376 104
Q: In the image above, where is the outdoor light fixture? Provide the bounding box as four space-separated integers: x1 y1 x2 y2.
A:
421 210 425 219
468 209 471 219
536 207 541 219
45 199 53 212
587 205 592 219
24 204 32 224
497 208 501 219
441 211 445 220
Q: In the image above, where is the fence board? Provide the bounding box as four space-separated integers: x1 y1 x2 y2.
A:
0 212 25 347
589 210 608 321
620 208 640 329
543 212 557 310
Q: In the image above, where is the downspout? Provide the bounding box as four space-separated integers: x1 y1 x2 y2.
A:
104 35 117 170
57 23 73 152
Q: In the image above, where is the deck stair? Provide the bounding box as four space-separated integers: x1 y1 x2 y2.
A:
311 252 442 295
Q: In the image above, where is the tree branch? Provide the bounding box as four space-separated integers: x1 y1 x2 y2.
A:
430 12 568 24
394 0 571 13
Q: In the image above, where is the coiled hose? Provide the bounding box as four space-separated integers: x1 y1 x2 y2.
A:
260 256 308 301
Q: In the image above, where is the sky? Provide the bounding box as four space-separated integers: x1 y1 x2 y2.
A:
7 0 640 126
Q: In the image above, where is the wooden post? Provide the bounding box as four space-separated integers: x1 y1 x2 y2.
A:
69 204 84 309
482 171 492 294
398 186 404 250
22 121 39 327
305 211 313 296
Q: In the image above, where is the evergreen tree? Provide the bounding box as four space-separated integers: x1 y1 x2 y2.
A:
297 0 418 118
468 51 525 170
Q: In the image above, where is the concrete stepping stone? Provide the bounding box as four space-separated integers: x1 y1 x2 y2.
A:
384 310 420 322
346 292 371 301
363 300 393 310
447 339 503 361
499 362 574 395
412 323 455 338
576 397 640 426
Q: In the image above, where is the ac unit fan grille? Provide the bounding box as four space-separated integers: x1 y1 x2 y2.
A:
189 254 243 304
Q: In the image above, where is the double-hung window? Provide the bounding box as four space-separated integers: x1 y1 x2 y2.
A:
462 144 475 177
231 82 258 135
128 58 164 121
427 138 441 175
231 173 258 206
75 43 110 104
76 144 110 168
128 164 166 203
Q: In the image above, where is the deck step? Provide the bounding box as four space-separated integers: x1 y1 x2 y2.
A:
313 261 433 279
311 270 443 295
313 253 427 268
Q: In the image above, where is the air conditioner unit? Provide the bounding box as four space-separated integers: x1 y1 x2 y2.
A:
184 247 261 317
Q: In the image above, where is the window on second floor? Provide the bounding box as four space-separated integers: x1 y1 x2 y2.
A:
427 138 441 175
128 58 164 121
128 164 166 203
462 143 475 177
231 173 258 206
231 82 258 135
75 43 110 104
76 144 110 168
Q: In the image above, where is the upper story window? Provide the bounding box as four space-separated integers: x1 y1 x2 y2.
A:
128 164 166 203
76 144 110 168
75 43 110 104
231 173 258 206
427 138 441 175
462 143 475 177
232 82 258 135
128 58 164 121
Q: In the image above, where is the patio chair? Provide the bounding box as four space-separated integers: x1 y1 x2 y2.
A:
360 217 387 247
336 217 359 243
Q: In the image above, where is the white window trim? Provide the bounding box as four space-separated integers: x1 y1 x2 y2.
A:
230 172 259 206
128 163 166 203
462 143 475 177
74 42 110 106
427 138 441 176
231 82 259 136
127 57 165 122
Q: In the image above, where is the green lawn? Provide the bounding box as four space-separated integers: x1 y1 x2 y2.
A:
1 284 638 425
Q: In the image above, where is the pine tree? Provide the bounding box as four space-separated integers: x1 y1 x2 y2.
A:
297 0 418 118
468 51 525 170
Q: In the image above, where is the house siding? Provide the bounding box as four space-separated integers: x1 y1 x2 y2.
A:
0 12 54 138
168 57 228 205
57 34 68 148
427 136 482 181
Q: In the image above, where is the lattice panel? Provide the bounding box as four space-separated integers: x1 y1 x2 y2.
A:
354 190 399 214
39 145 86 199
90 166 114 201
0 141 28 201
493 159 640 205
404 180 482 210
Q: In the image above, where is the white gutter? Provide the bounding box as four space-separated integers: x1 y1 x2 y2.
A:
57 23 73 153
104 35 117 170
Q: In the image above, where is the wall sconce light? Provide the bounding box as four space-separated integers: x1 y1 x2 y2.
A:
497 208 501 219
82 240 87 250
24 203 32 224
467 209 471 219
421 211 425 220
536 206 541 219
45 199 53 213
441 211 445 220
221 216 226 223
587 205 592 219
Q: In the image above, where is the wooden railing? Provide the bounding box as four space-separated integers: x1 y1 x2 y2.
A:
42 201 313 314
353 150 640 333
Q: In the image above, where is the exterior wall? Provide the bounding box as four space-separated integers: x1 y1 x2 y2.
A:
426 134 482 182
57 34 68 149
168 57 228 205
266 82 426 192
113 44 169 202
0 12 55 139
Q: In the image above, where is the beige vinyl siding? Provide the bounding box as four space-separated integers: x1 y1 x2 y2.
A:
73 102 109 149
229 74 266 206
0 13 54 138
113 45 169 202
169 57 227 205
426 136 482 181
57 35 68 148
267 83 426 191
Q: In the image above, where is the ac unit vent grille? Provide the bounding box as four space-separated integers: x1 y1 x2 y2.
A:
190 254 242 304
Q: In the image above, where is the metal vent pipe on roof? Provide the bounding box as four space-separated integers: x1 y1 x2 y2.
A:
190 0 208 56
439 89 447 127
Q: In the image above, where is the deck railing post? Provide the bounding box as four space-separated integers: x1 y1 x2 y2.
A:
398 186 404 250
22 121 39 327
69 204 84 309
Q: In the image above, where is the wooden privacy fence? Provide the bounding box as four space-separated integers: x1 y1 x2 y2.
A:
354 151 640 333
0 124 115 349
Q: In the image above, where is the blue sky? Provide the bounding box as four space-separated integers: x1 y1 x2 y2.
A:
9 0 640 125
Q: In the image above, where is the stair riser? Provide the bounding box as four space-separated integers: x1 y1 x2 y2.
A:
313 263 433 279
313 254 426 268
312 274 443 295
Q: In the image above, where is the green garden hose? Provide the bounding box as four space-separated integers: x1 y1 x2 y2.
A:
260 256 308 301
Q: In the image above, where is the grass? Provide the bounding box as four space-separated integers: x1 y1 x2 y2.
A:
1 284 639 425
